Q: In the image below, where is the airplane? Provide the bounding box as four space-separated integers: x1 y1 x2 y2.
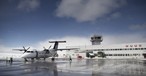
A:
13 41 71 61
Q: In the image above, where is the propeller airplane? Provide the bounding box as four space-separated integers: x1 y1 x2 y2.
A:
13 41 72 61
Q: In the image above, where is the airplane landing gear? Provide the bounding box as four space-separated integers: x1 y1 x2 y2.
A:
36 58 40 60
24 58 28 62
31 58 34 62
44 58 46 61
51 57 55 61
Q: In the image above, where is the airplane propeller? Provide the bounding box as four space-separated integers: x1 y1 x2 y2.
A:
23 46 30 52
43 45 51 54
13 46 30 53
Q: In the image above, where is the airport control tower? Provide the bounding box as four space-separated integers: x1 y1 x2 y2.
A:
90 35 103 45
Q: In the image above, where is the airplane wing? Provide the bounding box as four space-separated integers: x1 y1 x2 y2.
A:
12 47 30 52
57 48 95 53
57 48 79 51
12 49 25 51
49 41 66 43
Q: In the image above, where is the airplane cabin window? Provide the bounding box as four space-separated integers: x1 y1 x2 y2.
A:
27 51 31 53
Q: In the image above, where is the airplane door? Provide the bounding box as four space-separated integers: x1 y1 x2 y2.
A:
143 53 146 58
35 51 38 58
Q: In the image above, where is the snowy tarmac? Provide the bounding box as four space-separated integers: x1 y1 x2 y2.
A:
0 59 146 76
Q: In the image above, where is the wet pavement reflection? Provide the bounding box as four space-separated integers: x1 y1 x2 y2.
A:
0 59 146 76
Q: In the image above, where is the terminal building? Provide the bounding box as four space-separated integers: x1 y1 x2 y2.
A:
57 35 146 60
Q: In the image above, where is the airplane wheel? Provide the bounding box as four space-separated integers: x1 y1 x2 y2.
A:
51 58 55 61
24 58 28 62
31 58 34 61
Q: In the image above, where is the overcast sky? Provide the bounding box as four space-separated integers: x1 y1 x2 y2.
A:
0 0 146 53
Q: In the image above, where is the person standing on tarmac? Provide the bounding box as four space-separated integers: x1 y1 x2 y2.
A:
69 56 72 61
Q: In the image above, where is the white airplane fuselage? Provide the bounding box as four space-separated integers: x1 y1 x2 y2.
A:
20 50 57 59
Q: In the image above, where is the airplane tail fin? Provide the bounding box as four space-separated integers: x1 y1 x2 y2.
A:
49 41 66 50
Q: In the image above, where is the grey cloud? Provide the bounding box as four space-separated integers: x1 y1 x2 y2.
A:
103 34 146 45
129 23 146 30
17 0 40 12
56 0 127 22
110 12 121 19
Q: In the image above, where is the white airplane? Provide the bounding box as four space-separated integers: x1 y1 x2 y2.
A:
13 41 71 61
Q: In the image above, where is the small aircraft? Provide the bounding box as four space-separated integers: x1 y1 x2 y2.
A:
13 41 71 61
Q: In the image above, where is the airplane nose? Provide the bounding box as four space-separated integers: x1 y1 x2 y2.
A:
20 53 30 58
20 53 36 58
20 54 26 58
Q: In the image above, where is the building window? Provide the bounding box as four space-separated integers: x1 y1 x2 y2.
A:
126 54 128 56
114 54 117 56
137 48 140 50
